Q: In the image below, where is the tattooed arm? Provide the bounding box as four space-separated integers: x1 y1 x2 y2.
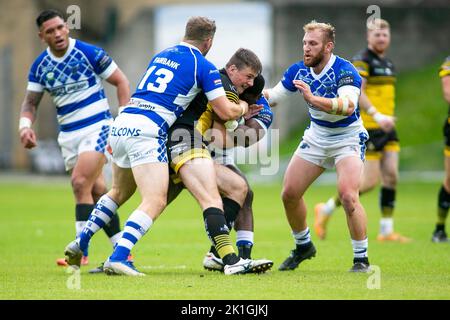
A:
19 90 43 149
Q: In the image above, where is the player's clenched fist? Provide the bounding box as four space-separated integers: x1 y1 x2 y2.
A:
19 128 37 149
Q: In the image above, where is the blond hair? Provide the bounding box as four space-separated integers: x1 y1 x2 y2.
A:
367 18 390 31
184 16 216 41
303 20 335 44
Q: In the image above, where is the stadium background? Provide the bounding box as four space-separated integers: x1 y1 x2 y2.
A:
1 0 449 176
0 0 450 301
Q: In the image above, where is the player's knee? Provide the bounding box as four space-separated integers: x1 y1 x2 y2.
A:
339 191 358 213
281 186 300 204
142 196 167 214
71 175 90 196
445 175 450 191
225 176 248 204
383 171 398 188
92 183 107 202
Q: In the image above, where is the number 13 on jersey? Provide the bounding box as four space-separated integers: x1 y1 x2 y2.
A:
137 66 174 93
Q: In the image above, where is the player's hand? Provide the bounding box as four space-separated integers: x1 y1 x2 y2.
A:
19 128 37 149
373 112 396 132
293 80 314 103
244 104 263 120
245 103 263 120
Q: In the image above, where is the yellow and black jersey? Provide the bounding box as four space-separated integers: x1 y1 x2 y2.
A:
352 48 396 129
167 69 239 173
439 56 450 152
439 56 450 79
171 69 239 135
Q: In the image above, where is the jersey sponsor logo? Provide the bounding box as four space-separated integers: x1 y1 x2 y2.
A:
46 72 55 80
49 80 89 96
98 54 112 69
300 142 310 149
169 142 189 157
68 60 82 74
338 76 355 86
374 67 393 75
110 126 142 137
297 76 312 85
129 150 154 162
214 79 222 85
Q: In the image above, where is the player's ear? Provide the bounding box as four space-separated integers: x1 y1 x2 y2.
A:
325 41 334 53
38 30 45 43
229 64 238 73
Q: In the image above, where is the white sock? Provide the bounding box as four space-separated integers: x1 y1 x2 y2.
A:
110 231 123 248
75 221 87 237
352 238 368 259
380 218 394 235
293 227 311 246
236 230 254 246
322 198 336 216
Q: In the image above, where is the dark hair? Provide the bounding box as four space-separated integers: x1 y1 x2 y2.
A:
226 48 262 75
36 9 64 28
240 74 265 105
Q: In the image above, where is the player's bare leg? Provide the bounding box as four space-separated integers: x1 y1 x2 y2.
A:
279 155 322 271
433 155 450 242
313 157 380 240
58 151 106 266
104 162 168 276
335 156 370 272
64 163 137 268
377 151 410 242
202 164 249 270
179 158 272 274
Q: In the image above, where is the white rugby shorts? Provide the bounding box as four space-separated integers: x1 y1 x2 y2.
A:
294 127 369 169
57 119 112 171
109 113 167 168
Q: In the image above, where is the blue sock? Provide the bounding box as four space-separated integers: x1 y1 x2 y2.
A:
110 210 153 261
78 195 118 251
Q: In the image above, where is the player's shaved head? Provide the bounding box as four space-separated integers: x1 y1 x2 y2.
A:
184 16 216 41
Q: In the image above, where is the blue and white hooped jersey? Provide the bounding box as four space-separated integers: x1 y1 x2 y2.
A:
27 38 116 133
251 95 273 130
281 54 363 137
124 42 225 134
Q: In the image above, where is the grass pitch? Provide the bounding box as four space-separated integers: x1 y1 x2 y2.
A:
0 177 449 300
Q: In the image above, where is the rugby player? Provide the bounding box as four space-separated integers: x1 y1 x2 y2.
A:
264 21 371 272
314 19 411 243
19 9 130 266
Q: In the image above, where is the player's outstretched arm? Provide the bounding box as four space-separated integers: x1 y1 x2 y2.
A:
209 96 250 121
359 79 395 132
106 68 131 108
18 90 43 149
